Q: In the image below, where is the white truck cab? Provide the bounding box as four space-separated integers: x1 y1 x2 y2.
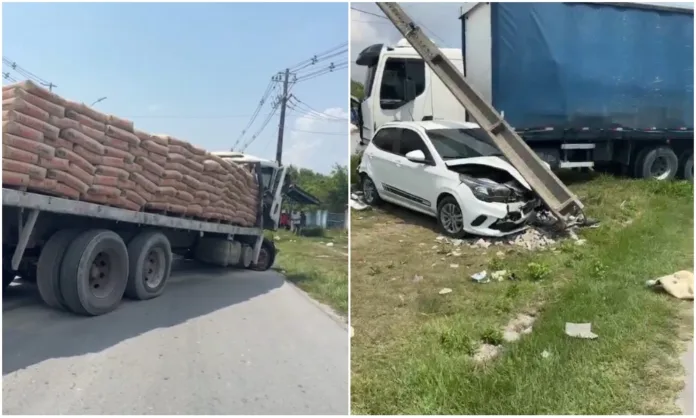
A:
211 151 287 230
353 39 466 143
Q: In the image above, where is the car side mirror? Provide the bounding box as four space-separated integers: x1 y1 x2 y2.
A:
405 150 426 163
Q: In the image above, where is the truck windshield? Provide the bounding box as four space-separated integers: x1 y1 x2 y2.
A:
426 128 502 160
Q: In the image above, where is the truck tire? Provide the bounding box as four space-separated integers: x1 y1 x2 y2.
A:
681 153 693 182
125 231 172 300
635 146 679 181
59 229 129 316
251 237 276 271
37 229 82 310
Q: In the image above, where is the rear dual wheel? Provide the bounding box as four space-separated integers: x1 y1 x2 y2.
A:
37 229 172 316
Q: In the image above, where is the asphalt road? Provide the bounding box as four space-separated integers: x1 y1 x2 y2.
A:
2 261 349 415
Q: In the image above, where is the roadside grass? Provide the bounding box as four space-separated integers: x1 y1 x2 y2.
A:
351 173 693 414
271 228 349 315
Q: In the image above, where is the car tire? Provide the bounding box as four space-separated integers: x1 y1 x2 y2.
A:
37 229 82 311
437 196 467 239
60 229 129 316
125 231 172 301
635 146 679 180
361 175 382 206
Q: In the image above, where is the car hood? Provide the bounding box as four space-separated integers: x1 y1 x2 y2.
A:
444 156 532 190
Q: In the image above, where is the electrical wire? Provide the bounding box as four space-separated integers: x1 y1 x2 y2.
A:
287 41 348 72
293 49 348 73
290 96 346 121
230 79 278 150
350 7 388 20
294 62 347 83
240 98 282 152
289 128 345 136
2 57 55 88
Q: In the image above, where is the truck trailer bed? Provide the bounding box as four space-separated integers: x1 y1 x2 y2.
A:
2 188 263 237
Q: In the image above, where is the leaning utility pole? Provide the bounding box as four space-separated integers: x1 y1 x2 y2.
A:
275 68 290 165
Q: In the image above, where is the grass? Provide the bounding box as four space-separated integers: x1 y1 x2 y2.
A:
271 228 349 315
350 172 694 414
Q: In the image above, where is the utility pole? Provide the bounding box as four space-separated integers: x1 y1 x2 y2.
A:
275 68 290 165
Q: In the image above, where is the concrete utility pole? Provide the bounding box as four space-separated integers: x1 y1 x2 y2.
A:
275 68 290 165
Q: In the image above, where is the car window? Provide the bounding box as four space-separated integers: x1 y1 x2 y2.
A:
425 128 502 160
371 128 398 153
397 129 432 160
379 58 425 109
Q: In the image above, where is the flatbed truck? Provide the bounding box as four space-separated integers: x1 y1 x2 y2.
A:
2 155 287 316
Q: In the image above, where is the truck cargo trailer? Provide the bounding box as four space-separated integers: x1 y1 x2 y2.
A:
461 2 694 180
354 2 694 181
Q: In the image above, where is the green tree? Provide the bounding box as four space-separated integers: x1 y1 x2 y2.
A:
284 164 348 213
351 80 365 100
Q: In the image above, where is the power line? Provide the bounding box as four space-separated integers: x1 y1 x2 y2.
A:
240 99 281 152
290 128 345 136
2 57 57 90
290 96 346 121
350 7 388 20
293 49 348 73
231 78 279 150
350 6 446 45
287 41 348 72
295 62 347 83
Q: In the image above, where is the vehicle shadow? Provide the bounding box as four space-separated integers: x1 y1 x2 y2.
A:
2 259 284 375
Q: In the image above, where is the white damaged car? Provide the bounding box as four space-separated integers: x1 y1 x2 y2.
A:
357 120 542 238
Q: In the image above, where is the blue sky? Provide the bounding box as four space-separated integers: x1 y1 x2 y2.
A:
3 2 348 174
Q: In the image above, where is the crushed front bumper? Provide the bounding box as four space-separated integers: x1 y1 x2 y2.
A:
464 198 540 237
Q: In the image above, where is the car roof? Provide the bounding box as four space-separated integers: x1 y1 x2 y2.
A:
380 120 480 131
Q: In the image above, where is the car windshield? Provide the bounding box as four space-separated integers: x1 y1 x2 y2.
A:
425 128 503 160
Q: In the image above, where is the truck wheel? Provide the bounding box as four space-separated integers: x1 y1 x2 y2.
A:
681 153 693 182
125 231 172 300
362 175 382 205
251 238 276 271
635 146 679 180
60 229 129 316
37 229 82 310
437 195 467 239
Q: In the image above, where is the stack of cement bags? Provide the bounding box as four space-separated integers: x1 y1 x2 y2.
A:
2 80 259 227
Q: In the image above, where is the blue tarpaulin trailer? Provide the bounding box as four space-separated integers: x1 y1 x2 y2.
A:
460 2 694 180
460 2 694 131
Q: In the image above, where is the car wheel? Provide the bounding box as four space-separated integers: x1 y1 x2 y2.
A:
362 175 381 205
437 196 467 239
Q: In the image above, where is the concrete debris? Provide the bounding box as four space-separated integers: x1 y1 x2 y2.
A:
432 222 576 252
412 274 423 283
450 264 459 269
496 251 505 257
471 271 488 283
565 322 598 339
326 242 334 247
491 270 508 282
502 313 536 342
473 343 501 363
350 326 354 338
541 349 551 359
438 288 453 295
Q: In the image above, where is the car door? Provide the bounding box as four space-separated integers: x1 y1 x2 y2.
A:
391 128 440 213
363 127 401 197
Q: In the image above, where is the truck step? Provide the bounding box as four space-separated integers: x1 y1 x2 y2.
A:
561 143 595 150
559 161 594 169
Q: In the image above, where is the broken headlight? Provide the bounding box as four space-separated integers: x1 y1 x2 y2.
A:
459 174 514 203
